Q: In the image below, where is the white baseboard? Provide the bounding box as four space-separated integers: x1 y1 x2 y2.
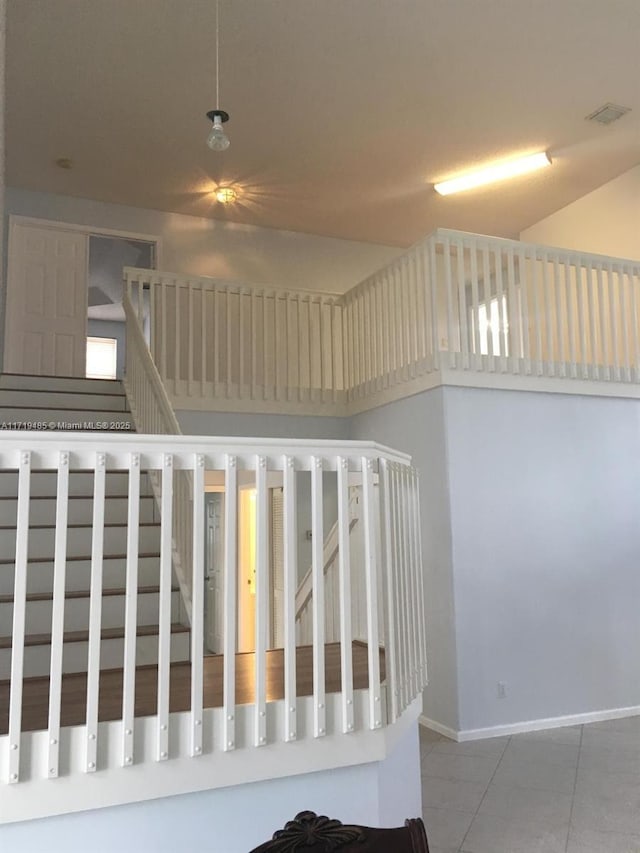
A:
420 704 640 743
418 715 458 741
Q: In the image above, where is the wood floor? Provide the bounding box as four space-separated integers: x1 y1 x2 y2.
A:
0 642 385 734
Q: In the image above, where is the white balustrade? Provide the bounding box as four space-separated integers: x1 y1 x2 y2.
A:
0 433 424 809
126 233 640 416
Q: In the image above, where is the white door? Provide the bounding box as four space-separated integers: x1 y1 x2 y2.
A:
5 221 88 376
205 494 225 654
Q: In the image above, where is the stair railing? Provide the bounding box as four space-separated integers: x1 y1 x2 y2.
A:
295 490 361 644
123 288 194 618
0 434 425 824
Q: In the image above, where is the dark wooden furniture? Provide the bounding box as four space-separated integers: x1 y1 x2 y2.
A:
249 810 430 852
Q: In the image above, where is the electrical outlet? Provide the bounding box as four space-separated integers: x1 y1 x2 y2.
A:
497 681 507 699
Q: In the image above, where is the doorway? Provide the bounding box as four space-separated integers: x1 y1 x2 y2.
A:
4 216 160 378
203 486 285 655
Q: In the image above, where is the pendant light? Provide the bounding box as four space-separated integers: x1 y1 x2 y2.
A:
206 0 230 151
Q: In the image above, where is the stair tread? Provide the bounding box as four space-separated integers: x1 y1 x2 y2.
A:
0 584 178 604
0 551 160 565
0 622 189 649
0 522 159 530
0 373 123 389
0 494 155 501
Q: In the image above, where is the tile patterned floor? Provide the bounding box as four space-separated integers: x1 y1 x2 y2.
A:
420 716 640 853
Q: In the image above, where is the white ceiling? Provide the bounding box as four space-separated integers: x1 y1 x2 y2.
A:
6 0 640 248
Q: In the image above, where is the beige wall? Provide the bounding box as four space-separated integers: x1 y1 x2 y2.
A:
520 165 640 262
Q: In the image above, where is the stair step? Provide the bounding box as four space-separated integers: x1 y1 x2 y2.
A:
0 390 129 412
0 407 135 430
0 588 181 633
0 623 189 650
0 624 191 677
0 554 162 597
0 584 175 604
0 523 160 560
0 470 154 498
0 374 125 395
0 494 157 525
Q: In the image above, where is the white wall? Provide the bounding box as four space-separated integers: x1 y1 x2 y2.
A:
0 720 422 853
349 389 459 731
4 187 400 293
444 386 640 733
520 164 640 262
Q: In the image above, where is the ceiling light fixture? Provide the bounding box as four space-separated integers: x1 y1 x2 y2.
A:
434 152 551 196
215 186 238 204
206 0 230 151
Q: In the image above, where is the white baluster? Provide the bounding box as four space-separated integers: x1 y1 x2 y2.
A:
214 289 220 392
337 457 354 733
223 455 238 751
86 451 106 773
411 468 428 688
7 451 30 784
157 454 173 761
174 280 181 390
191 454 205 757
629 270 640 381
379 459 399 722
482 244 494 367
255 455 268 746
160 277 168 383
620 266 631 382
596 264 609 380
442 237 455 368
121 452 140 768
311 456 326 737
564 257 577 378
456 239 469 370
362 457 382 729
467 241 480 369
188 280 194 395
608 262 620 381
47 450 69 778
283 456 298 741
518 246 531 374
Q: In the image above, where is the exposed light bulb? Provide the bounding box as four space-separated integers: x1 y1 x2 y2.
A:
215 186 238 204
207 115 230 151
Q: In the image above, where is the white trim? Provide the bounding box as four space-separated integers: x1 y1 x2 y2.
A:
420 704 640 743
0 696 422 824
419 715 459 741
8 215 163 268
173 367 640 421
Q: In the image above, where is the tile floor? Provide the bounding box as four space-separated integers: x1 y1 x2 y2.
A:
419 716 640 853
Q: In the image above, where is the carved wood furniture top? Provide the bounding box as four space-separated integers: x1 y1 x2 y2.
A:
248 810 430 853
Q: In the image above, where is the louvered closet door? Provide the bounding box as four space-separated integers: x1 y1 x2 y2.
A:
5 222 88 376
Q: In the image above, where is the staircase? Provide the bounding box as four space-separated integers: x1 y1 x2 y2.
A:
0 374 190 680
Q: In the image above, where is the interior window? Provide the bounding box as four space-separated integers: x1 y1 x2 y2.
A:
86 336 117 379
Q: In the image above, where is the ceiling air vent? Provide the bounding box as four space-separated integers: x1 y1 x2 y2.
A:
585 103 631 125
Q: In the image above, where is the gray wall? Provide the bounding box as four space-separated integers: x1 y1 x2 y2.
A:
350 389 459 731
444 386 640 732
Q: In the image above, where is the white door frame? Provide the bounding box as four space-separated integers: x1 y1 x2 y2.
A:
5 215 163 376
7 215 163 267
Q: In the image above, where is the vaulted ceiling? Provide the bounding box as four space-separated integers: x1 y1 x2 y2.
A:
6 0 640 247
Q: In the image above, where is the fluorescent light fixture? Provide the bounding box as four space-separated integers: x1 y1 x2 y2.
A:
434 152 551 196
